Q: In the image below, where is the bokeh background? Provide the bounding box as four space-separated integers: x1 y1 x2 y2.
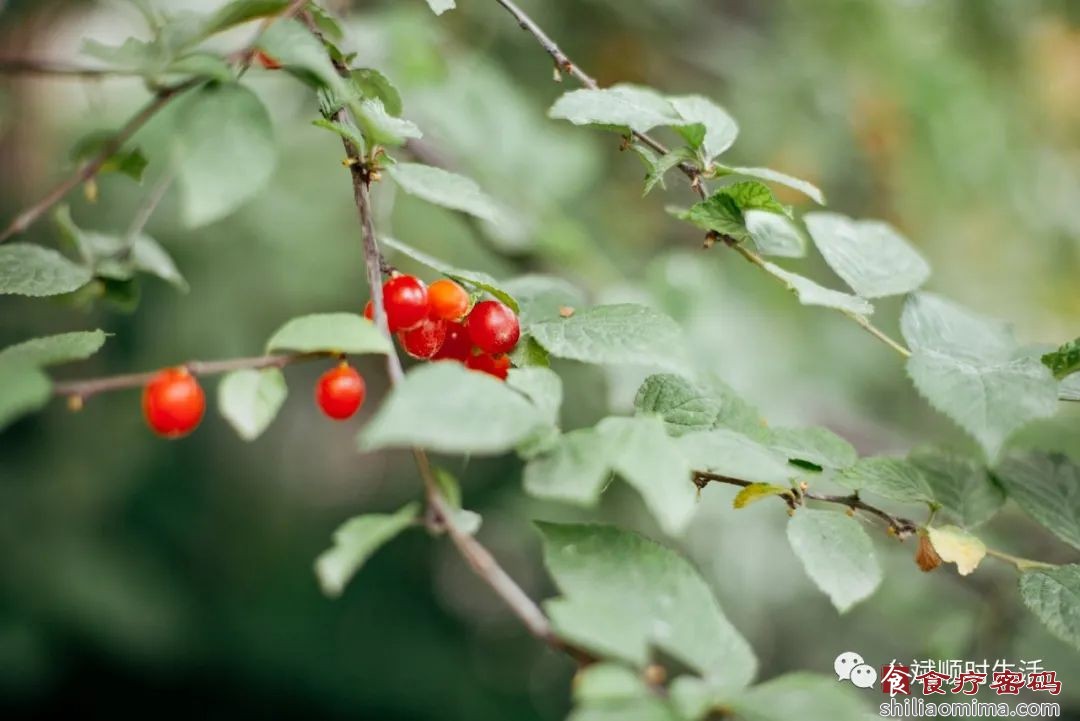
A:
1 0 1079 718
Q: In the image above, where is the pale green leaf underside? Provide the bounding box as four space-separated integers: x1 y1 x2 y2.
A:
217 368 288 441
360 362 549 455
1019 565 1080 652
424 0 456 15
745 210 806 258
995 452 1080 551
387 163 498 222
728 673 874 721
669 95 738 160
529 304 689 372
837 457 935 504
0 359 52 432
0 330 107 367
727 166 826 205
767 426 857 470
266 313 392 355
677 428 798 484
539 523 757 689
805 212 929 298
787 509 882 612
0 244 91 297
258 18 346 95
1042 337 1080 380
761 262 874 317
507 366 563 427
314 502 419 597
909 447 1003 528
549 84 681 134
380 236 518 312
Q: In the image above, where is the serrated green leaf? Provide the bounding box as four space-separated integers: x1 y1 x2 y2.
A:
538 523 756 688
768 426 858 470
549 85 681 134
927 525 986 576
424 0 456 15
0 244 91 297
265 313 391 355
724 166 825 205
680 182 789 243
173 83 276 228
351 97 422 146
523 426 610 505
728 673 874 721
351 68 402 116
909 447 1003 528
69 131 148 181
386 163 498 222
759 262 874 317
502 275 586 327
677 429 798 485
529 304 688 372
360 362 549 455
0 330 107 367
633 373 763 439
574 663 651 704
217 368 287 441
507 367 562 426
1019 565 1080 651
837 457 935 504
258 18 346 95
200 0 289 37
804 213 929 298
901 293 1058 459
669 95 738 160
995 452 1080 550
642 147 696 196
787 509 881 612
745 210 806 258
312 117 366 151
380 237 518 312
1042 337 1080 380
0 359 52 432
314 503 419 597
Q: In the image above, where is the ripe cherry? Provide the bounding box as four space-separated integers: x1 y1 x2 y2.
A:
428 278 470 322
400 318 448 359
432 322 472 362
363 299 374 321
466 352 511 380
382 275 429 332
143 367 205 438
316 363 366 420
467 300 520 355
255 51 282 70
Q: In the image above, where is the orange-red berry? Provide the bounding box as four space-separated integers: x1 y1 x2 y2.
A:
142 367 205 438
400 318 448 359
363 299 374 321
432 322 472 362
466 352 511 380
467 300 520 355
316 363 366 420
383 275 429 332
428 278 470 321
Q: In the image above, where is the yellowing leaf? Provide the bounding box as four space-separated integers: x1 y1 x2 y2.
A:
927 525 986 576
733 483 790 509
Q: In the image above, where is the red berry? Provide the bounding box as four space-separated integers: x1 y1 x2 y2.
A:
142 367 205 438
382 275 428 332
466 352 510 380
467 300 520 355
432 322 472 362
255 50 282 70
316 363 366 420
399 318 448 359
428 278 470 321
363 299 374 321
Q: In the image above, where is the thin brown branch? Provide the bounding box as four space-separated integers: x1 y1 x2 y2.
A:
52 352 328 401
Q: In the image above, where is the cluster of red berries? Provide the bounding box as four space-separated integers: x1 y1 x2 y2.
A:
140 274 519 438
364 274 521 380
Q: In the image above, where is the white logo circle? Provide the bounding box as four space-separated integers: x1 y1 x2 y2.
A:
850 663 878 689
834 651 865 681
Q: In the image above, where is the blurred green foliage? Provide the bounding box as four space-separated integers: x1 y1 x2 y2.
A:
1 0 1078 718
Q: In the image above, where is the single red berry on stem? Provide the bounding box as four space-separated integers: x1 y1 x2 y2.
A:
382 275 429 332
467 300 520 355
428 278 470 321
143 367 205 438
363 299 374 321
316 363 366 420
466 352 511 380
400 318 448 359
432 322 472 362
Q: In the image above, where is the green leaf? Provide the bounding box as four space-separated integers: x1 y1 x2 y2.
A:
0 359 52 432
804 213 930 298
1060 374 1080 402
723 166 825 205
81 37 164 75
837 457 935 504
901 293 1058 458
745 210 806 258
351 68 403 117
523 427 610 505
424 0 456 15
642 147 696 196
1019 565 1080 651
1042 337 1080 380
0 330 107 367
265 313 392 355
166 53 234 82
507 367 562 426
787 509 881 612
633 373 763 438
995 452 1080 550
386 163 498 222
529 304 688 372
926 525 986 576
360 363 549 455
538 523 757 689
70 131 148 181
432 467 481 535
680 182 789 243
200 0 289 37
669 95 738 160
351 98 422 147
379 237 519 312
549 85 681 134
570 664 683 721
312 117 366 151
173 83 276 228
314 503 419 597
728 673 874 721
258 18 346 95
677 429 798 485
759 262 874 317
909 447 1003 528
0 244 91 297
217 368 287 441
501 275 586 327
767 426 857 470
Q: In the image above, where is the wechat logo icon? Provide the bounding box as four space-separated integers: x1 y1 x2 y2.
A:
835 651 877 690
